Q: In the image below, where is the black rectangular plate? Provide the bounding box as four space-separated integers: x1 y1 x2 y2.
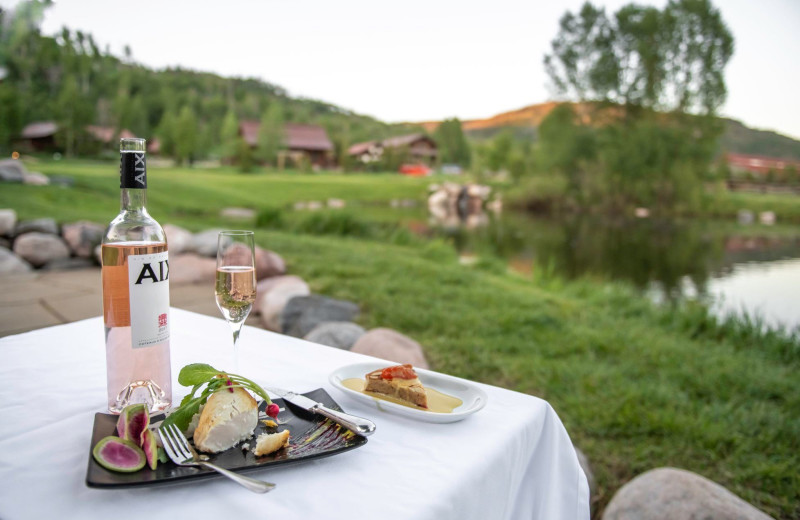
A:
86 388 368 489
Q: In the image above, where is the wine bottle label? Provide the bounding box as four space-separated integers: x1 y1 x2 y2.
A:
128 251 170 348
120 151 147 189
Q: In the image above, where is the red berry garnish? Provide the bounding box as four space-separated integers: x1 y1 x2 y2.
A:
266 403 280 418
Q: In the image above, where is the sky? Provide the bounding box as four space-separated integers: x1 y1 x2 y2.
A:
4 0 800 138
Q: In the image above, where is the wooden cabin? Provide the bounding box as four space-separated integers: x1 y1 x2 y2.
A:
239 121 334 168
348 134 438 166
18 121 58 152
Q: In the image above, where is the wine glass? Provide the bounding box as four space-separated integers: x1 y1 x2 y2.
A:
215 230 257 372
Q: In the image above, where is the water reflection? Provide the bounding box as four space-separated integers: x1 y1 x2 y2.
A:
427 208 800 330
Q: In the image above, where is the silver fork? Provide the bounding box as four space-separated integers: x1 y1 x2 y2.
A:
159 423 276 494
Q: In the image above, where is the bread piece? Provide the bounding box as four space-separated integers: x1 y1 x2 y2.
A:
193 386 258 453
254 430 290 456
364 365 428 409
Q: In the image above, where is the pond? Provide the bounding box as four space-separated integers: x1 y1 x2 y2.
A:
415 209 800 332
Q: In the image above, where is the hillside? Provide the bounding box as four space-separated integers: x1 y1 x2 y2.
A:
420 102 800 160
0 2 420 159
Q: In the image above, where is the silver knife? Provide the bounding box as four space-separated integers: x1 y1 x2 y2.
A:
266 386 376 437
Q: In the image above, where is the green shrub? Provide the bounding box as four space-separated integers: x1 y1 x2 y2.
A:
256 207 285 229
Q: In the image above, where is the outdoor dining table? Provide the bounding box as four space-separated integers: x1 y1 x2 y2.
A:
0 308 590 520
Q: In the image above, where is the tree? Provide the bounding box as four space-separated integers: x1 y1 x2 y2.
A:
487 131 514 172
174 106 198 165
544 0 733 115
219 109 239 163
537 104 596 196
541 0 734 210
156 109 177 159
257 103 284 166
434 118 472 167
56 75 93 156
236 137 254 173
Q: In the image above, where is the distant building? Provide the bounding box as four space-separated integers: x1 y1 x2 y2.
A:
17 122 148 154
18 121 58 151
85 126 136 144
239 121 334 168
348 134 438 166
726 153 800 176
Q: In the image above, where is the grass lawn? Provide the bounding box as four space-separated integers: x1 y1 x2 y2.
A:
3 158 433 228
3 159 799 518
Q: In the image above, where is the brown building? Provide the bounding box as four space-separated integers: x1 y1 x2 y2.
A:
85 126 136 144
240 121 334 168
726 153 800 176
348 134 438 166
18 121 58 151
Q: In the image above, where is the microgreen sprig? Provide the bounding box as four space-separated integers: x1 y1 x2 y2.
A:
162 363 272 432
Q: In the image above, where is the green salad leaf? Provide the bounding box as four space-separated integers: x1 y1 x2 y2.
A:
177 363 223 386
163 363 272 432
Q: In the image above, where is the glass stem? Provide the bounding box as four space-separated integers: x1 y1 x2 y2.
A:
230 321 244 374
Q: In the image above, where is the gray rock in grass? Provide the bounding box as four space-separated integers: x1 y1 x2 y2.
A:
281 295 359 338
602 467 774 520
304 321 366 350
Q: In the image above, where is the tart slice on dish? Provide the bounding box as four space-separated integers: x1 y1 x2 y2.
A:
364 364 428 409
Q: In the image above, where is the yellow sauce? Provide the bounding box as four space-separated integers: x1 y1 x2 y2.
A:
341 378 463 413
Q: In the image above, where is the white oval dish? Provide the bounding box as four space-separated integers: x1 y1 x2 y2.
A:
328 362 488 423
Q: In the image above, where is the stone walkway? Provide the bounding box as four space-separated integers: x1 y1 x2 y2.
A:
0 268 258 337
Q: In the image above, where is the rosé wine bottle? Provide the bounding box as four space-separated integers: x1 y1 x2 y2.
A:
101 138 172 414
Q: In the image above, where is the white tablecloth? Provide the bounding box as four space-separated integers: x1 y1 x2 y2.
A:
0 309 589 520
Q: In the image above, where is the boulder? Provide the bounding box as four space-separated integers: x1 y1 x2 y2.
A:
304 321 366 350
256 276 310 331
0 247 32 273
168 253 217 285
281 295 359 338
575 448 595 496
759 211 776 225
255 247 286 280
62 221 105 258
14 218 59 237
0 209 17 236
22 171 50 185
0 159 25 182
602 467 774 520
191 229 224 257
163 224 194 254
0 238 9 249
220 207 256 219
351 328 429 368
41 257 96 270
12 232 70 267
737 210 754 225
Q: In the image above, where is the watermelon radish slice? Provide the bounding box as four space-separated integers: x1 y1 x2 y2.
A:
92 436 146 472
140 428 158 470
116 403 149 445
